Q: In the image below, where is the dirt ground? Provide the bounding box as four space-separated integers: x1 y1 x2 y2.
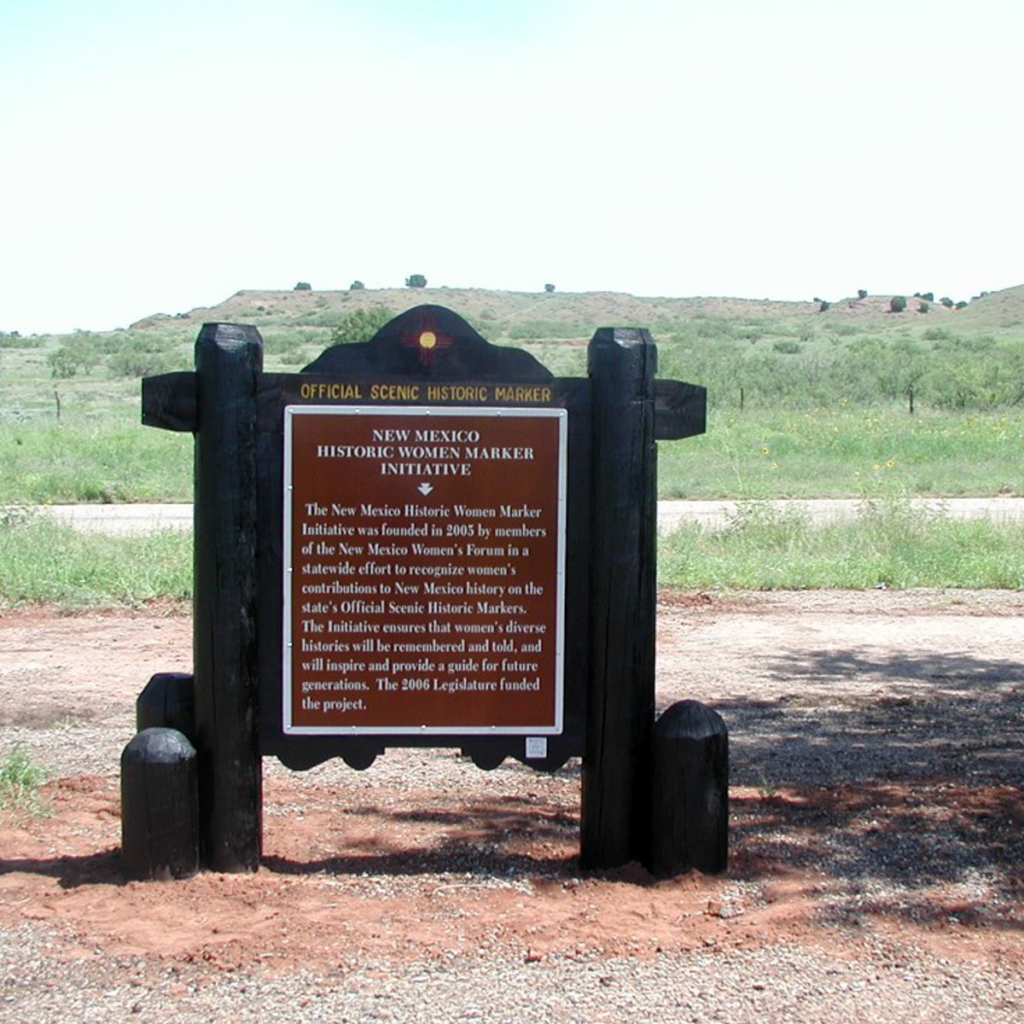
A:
0 589 1021 976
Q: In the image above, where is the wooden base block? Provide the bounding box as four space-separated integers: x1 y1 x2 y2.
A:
121 727 200 881
649 700 729 877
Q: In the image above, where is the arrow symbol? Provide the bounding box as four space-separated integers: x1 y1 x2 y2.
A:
418 482 434 496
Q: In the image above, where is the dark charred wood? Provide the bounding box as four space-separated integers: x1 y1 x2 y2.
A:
654 379 707 440
649 700 729 877
193 322 263 872
120 728 200 880
136 672 195 738
580 327 658 869
141 372 198 432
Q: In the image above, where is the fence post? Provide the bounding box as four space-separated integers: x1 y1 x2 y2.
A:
193 322 263 872
581 328 658 868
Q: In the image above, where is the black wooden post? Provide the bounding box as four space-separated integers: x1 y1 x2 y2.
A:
136 672 195 738
121 728 200 880
581 328 658 868
650 700 728 877
193 323 263 872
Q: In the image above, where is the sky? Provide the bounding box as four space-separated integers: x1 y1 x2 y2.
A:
1 0 1022 335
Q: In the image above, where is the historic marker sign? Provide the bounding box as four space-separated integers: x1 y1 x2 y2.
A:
138 304 708 874
283 406 567 736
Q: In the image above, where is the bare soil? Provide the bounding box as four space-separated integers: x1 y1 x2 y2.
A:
0 590 1022 977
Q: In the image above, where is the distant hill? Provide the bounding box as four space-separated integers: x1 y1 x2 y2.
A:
129 283 1024 337
949 283 1024 330
130 287 817 331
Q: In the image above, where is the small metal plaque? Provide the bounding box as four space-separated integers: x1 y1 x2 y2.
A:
525 737 548 760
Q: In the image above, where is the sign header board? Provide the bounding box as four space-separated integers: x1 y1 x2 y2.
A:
283 405 567 736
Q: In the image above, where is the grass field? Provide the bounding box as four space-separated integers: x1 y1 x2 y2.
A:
3 285 1022 503
4 406 1019 505
0 412 191 503
662 407 1024 498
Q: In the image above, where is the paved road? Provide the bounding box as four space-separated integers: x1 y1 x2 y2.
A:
34 497 1024 535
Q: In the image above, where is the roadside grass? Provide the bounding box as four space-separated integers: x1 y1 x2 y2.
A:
659 499 1024 590
0 745 49 813
0 515 191 608
0 501 1020 608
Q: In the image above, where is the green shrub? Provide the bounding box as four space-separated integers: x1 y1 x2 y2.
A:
405 274 427 288
857 289 868 299
47 347 82 379
819 301 830 312
47 337 99 379
772 340 802 354
108 349 173 378
506 320 590 340
0 745 48 812
329 306 394 345
349 280 365 290
261 327 326 366
890 295 907 313
544 283 555 293
0 332 42 350
694 318 735 339
940 297 954 308
293 281 312 291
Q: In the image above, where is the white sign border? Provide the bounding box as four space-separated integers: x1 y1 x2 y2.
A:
283 404 568 737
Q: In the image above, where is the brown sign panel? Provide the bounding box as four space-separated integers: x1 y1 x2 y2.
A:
284 406 566 737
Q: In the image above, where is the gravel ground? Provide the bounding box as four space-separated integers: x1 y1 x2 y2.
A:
3 923 1022 1024
1 591 1022 1023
